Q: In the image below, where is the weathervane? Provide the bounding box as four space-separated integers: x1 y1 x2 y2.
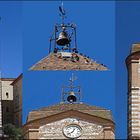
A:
59 2 66 24
69 73 77 91
61 74 82 104
48 2 78 54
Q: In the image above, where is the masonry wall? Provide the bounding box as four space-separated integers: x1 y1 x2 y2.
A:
2 100 14 125
2 80 13 101
13 77 22 127
127 56 140 138
1 80 14 126
24 118 114 139
26 128 114 139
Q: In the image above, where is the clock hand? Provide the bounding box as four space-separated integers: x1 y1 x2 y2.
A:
70 128 76 134
67 128 75 135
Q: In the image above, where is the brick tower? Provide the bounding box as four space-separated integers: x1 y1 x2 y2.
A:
126 43 140 139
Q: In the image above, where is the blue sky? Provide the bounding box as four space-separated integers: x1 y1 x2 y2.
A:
0 2 22 78
116 1 140 138
1 1 140 139
22 1 115 132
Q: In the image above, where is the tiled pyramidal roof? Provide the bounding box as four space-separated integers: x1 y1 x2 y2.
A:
30 52 108 70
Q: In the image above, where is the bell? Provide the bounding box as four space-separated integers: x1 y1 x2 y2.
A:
67 92 77 103
56 31 70 46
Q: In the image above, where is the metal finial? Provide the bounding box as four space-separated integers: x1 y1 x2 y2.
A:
69 73 77 82
61 74 82 104
59 1 66 24
69 73 77 91
49 2 77 54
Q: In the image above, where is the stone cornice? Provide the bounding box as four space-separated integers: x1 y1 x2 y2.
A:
23 110 115 132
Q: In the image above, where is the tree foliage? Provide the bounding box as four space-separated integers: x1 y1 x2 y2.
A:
2 123 22 140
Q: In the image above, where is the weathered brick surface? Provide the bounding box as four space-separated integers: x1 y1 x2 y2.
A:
24 121 114 139
131 43 140 53
27 103 113 123
13 75 22 127
23 104 115 139
30 53 108 70
126 43 140 138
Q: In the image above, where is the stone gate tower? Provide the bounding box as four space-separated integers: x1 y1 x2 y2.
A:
126 43 140 139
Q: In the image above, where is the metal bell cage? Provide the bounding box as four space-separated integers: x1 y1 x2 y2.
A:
49 23 78 54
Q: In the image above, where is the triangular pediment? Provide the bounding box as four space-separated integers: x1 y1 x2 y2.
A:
38 117 105 139
24 110 114 130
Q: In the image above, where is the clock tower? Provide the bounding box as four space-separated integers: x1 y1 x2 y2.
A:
23 75 115 139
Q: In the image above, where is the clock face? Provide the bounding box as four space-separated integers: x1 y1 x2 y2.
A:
63 124 82 138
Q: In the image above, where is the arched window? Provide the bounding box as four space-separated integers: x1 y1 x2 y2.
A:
6 92 9 98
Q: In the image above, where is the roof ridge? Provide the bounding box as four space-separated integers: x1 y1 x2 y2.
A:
31 103 109 112
27 109 114 125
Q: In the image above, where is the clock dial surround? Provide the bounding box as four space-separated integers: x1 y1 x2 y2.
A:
63 124 82 139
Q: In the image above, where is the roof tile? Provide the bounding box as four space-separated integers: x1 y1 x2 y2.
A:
30 53 108 70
